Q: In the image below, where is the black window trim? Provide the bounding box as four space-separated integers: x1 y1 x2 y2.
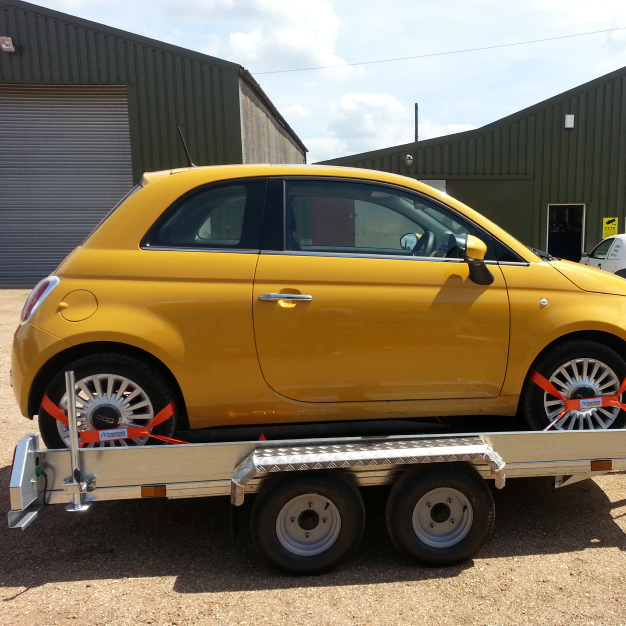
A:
140 177 269 253
267 175 528 265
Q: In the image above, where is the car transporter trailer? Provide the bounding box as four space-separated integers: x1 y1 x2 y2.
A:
8 372 626 574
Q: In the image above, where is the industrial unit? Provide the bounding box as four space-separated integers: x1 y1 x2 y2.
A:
321 65 626 262
0 0 307 287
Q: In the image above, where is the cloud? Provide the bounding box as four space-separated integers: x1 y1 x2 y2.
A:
165 0 351 77
307 92 412 161
305 137 349 162
306 92 477 162
281 104 312 119
328 92 413 149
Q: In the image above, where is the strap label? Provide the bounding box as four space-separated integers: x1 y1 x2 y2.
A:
98 428 128 441
579 398 602 409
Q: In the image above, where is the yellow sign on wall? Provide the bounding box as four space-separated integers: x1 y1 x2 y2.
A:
603 217 619 239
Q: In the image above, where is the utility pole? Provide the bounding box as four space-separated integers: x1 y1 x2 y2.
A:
415 103 419 143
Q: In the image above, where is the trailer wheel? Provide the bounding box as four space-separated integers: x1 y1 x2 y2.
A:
386 464 494 566
250 471 365 575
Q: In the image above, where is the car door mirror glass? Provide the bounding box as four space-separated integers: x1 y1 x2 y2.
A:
400 233 418 250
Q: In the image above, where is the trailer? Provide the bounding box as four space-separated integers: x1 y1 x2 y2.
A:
8 373 626 574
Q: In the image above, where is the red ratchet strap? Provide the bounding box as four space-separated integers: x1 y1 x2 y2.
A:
42 396 187 445
530 370 626 430
42 393 69 426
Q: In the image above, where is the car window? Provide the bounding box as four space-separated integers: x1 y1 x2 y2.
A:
285 180 495 260
589 238 614 259
145 179 266 250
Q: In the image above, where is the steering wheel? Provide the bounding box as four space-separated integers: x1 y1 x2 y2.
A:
412 230 436 257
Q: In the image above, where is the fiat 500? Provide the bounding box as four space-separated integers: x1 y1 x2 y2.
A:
12 165 626 448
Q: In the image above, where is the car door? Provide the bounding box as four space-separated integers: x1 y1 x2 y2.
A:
252 178 510 403
586 238 615 270
600 237 625 274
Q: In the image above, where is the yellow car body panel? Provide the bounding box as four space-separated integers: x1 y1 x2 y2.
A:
253 253 510 402
11 164 626 430
11 323 72 415
500 262 626 395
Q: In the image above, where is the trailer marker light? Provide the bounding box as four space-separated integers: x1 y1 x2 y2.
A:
591 460 612 471
141 485 166 498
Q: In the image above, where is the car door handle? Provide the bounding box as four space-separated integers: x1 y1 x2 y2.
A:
259 293 313 303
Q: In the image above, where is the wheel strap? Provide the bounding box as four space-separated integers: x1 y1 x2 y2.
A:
41 393 69 426
530 370 626 430
42 396 187 445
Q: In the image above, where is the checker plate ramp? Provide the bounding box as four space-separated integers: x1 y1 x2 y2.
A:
230 436 506 505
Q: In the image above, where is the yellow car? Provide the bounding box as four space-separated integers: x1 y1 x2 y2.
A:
11 165 626 448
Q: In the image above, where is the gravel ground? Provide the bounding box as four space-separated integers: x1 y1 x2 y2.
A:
1 288 626 626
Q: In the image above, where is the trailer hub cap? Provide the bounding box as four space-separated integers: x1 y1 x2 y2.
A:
544 358 621 430
276 493 341 556
413 487 473 548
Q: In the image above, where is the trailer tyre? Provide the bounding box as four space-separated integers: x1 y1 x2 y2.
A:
386 464 494 566
38 353 178 449
251 471 365 575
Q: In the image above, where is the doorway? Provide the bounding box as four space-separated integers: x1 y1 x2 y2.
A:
547 204 585 261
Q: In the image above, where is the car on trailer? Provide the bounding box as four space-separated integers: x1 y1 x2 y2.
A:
11 164 626 453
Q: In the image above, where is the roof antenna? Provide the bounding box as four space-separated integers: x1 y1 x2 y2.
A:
177 126 197 167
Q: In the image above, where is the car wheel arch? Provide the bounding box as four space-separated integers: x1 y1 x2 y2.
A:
27 341 190 430
523 330 626 383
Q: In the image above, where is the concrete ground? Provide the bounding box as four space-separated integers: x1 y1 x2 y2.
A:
1 288 626 625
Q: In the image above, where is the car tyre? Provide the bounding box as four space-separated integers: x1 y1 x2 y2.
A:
38 352 178 449
521 339 626 430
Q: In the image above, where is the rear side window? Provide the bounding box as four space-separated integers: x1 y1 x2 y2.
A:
144 179 267 250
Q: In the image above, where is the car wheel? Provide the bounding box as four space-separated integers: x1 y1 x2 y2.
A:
38 353 178 449
386 463 494 566
251 471 365 575
521 339 626 430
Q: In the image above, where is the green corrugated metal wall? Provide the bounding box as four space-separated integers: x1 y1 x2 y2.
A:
0 0 244 182
321 67 626 252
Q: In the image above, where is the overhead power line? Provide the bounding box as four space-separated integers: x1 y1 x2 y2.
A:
253 26 626 75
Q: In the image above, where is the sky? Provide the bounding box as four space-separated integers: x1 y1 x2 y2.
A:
26 0 626 163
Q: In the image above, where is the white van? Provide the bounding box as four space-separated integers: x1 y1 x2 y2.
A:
580 234 626 277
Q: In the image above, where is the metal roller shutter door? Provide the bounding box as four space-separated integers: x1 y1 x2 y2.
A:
0 84 133 287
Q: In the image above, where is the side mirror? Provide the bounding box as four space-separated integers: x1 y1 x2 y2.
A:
463 234 494 286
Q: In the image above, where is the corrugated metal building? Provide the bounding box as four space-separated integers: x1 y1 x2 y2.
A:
320 65 626 262
0 0 307 286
